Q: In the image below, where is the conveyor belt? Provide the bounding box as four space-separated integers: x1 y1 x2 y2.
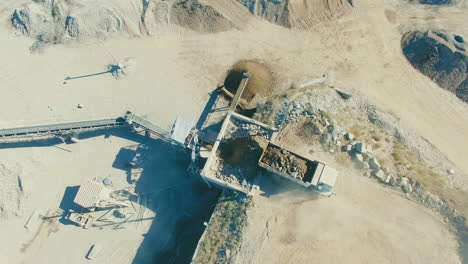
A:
0 118 126 138
123 112 169 138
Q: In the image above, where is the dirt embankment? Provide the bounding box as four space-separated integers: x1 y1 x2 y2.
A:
10 0 235 46
402 31 468 102
170 0 234 33
237 0 353 28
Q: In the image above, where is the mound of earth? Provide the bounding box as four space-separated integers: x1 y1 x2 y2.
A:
171 0 234 32
10 0 235 44
402 31 468 103
237 0 353 28
224 60 276 106
11 0 144 41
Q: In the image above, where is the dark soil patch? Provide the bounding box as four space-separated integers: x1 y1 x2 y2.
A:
402 31 468 103
218 138 266 180
218 138 263 166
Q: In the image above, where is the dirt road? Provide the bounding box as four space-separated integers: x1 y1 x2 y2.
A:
235 155 461 264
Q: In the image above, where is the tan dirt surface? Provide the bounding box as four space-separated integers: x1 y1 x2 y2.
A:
235 153 461 264
1 0 467 263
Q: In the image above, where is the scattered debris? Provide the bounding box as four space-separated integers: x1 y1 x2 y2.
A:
24 211 40 230
86 244 102 260
299 73 329 88
354 142 366 153
109 57 136 80
65 210 93 228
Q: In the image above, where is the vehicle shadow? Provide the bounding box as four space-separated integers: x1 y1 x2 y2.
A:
256 170 320 200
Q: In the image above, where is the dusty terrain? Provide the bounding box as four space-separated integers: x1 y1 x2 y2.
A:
1 0 468 263
0 129 219 263
235 154 461 264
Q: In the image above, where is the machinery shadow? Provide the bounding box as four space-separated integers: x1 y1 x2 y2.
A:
130 140 220 264
256 171 320 200
195 87 223 130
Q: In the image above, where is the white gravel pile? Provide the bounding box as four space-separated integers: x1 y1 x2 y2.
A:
0 164 24 219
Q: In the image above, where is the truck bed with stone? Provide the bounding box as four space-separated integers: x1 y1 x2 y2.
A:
259 143 337 195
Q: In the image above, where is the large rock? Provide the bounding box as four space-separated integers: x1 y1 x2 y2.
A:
344 132 354 140
360 160 370 170
343 144 353 152
354 142 366 153
397 177 410 186
352 153 364 162
372 169 386 181
402 183 413 193
369 157 381 170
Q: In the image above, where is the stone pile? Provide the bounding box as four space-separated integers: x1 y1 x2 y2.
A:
266 90 456 219
211 159 246 187
225 118 271 140
318 117 454 217
412 188 451 216
341 139 395 184
275 100 315 128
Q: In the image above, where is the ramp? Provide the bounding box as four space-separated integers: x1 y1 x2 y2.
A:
123 112 169 139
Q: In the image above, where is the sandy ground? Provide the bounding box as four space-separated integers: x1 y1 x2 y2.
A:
0 132 152 263
235 153 461 264
0 129 218 264
0 0 467 263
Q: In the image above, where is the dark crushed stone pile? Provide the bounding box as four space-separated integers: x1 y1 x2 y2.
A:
417 0 454 5
402 31 468 103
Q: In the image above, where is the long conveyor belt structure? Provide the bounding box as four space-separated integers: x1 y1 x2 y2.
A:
0 118 126 138
0 111 171 142
123 111 169 139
